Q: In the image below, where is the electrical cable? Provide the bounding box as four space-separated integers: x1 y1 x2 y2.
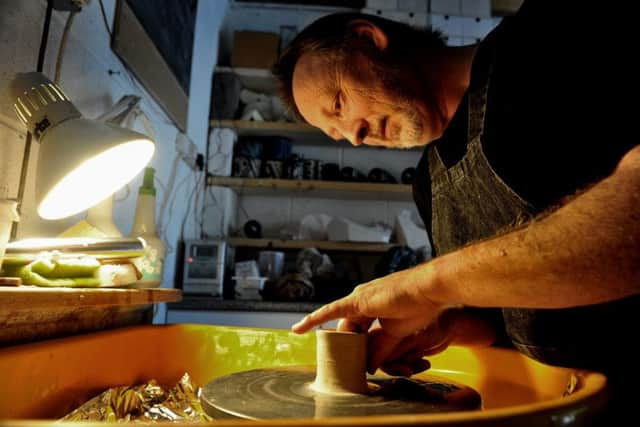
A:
191 168 206 240
204 185 226 239
37 0 53 72
203 128 236 238
180 170 199 240
238 200 251 223
167 169 194 243
97 0 112 39
54 11 76 83
207 128 232 176
157 152 181 242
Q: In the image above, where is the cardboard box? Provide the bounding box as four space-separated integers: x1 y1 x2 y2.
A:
231 31 280 69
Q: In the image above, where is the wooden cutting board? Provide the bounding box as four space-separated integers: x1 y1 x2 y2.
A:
0 277 21 286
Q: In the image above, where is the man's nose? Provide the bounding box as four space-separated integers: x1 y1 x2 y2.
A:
336 119 369 146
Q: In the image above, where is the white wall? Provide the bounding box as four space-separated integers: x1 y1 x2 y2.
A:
0 0 229 322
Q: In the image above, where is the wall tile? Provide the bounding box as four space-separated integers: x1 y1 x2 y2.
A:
430 14 464 37
461 0 491 18
430 0 461 15
398 0 429 13
366 0 399 10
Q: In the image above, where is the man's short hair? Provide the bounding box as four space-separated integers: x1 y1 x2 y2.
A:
272 13 445 121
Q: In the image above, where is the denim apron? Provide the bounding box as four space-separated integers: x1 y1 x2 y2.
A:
416 46 639 376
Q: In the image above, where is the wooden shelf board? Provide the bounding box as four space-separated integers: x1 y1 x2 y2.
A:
207 177 413 201
211 119 316 133
210 119 424 151
210 119 340 145
228 237 395 253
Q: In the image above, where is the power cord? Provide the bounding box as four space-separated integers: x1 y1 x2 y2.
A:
97 0 112 38
54 10 76 83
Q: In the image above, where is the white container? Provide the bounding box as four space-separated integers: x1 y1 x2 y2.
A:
233 276 268 290
233 276 267 300
234 260 260 278
0 199 19 274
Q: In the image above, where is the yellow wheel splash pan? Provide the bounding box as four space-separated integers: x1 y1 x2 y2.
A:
0 324 607 426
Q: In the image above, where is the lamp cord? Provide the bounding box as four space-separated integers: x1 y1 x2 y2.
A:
11 0 54 239
37 0 53 73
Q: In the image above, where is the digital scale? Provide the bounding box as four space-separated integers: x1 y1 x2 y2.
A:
181 240 233 297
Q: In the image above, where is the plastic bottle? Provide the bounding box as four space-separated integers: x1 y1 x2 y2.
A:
129 167 166 288
0 193 19 275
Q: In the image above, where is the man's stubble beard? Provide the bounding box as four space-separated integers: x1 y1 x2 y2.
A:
372 52 431 148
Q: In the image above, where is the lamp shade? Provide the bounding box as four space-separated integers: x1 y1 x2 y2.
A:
11 72 155 220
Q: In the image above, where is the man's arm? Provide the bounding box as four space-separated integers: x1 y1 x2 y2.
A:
293 145 640 334
428 144 640 308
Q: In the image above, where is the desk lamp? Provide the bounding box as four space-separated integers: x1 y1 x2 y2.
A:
10 72 155 220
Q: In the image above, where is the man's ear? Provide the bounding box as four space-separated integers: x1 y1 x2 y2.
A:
348 19 389 50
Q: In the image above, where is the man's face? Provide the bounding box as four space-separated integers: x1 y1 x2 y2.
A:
292 47 445 149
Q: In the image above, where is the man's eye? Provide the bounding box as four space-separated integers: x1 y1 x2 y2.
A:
334 93 342 113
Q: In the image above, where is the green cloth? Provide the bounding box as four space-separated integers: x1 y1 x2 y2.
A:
3 255 102 287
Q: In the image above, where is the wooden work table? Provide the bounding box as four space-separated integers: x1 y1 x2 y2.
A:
0 287 181 346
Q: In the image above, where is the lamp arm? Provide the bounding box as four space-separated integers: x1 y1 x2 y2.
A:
136 109 157 143
96 95 141 124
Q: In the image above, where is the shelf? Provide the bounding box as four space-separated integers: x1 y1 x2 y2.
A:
207 177 413 201
210 119 424 152
0 287 182 345
228 237 396 253
167 296 323 313
211 119 339 145
211 119 317 134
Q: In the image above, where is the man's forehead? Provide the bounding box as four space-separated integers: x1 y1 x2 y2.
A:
293 52 337 99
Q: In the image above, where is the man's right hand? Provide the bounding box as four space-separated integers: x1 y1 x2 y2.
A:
291 269 447 373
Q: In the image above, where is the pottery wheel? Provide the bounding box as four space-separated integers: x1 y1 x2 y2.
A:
200 366 481 420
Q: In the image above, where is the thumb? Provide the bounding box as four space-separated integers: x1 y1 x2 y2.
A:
367 315 437 374
367 329 404 374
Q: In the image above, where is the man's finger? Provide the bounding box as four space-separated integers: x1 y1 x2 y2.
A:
337 317 373 333
381 357 430 377
367 329 404 374
291 298 356 333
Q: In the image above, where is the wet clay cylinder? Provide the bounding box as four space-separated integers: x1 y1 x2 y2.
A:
311 330 369 395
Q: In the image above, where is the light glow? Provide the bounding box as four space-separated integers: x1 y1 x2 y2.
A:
38 139 154 219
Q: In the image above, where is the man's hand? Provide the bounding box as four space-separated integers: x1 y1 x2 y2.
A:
291 270 447 373
369 318 452 376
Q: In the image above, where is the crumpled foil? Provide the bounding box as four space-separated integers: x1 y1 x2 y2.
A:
61 372 212 422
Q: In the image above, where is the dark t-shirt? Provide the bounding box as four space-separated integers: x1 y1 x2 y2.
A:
424 0 637 213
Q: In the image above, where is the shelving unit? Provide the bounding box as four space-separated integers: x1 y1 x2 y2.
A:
202 65 424 314
206 176 413 201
